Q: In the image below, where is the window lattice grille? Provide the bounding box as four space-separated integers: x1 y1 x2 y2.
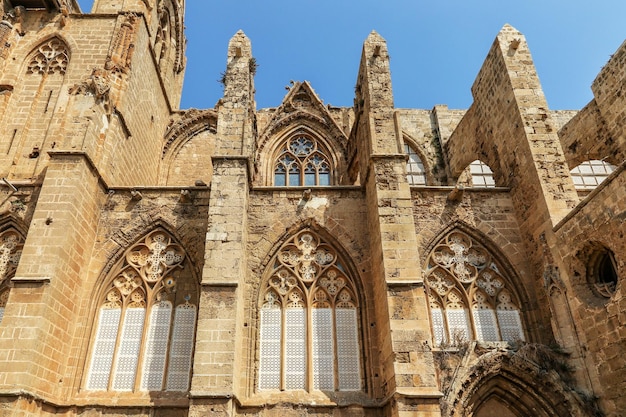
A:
404 143 427 185
141 302 172 391
570 160 616 190
87 230 197 392
425 230 524 345
0 228 24 326
469 160 496 187
258 230 361 392
0 290 6 322
166 303 197 391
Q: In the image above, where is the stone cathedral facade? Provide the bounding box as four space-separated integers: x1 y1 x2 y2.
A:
0 0 624 416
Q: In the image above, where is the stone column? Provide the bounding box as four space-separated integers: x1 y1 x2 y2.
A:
355 31 442 417
190 30 255 417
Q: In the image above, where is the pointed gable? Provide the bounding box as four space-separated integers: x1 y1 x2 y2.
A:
256 81 349 160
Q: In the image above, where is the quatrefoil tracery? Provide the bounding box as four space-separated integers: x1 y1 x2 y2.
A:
263 230 356 309
103 231 186 309
27 38 69 75
426 231 518 311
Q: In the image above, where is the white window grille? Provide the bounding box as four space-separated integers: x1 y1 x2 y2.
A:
570 160 616 190
425 230 525 345
404 143 427 185
86 230 197 392
469 160 496 187
258 230 362 392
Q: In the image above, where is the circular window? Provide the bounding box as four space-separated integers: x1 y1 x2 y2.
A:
588 247 618 298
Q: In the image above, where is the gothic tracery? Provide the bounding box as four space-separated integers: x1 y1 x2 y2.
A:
274 135 332 186
26 38 69 75
87 230 197 392
0 228 23 285
425 231 524 345
258 230 361 392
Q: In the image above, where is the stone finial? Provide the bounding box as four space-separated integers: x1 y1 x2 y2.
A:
228 30 252 60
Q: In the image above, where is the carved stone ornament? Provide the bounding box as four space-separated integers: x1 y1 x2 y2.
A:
69 67 112 112
0 228 24 285
3 6 24 36
27 37 69 75
102 230 186 309
262 229 357 309
105 13 139 74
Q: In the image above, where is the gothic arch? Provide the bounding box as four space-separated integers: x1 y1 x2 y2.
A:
82 226 199 393
445 120 505 187
0 33 77 86
96 220 204 285
25 37 70 75
259 123 345 186
402 132 432 185
423 223 531 345
423 222 522 286
166 0 185 73
255 82 350 186
247 221 372 396
160 109 218 185
0 214 28 240
257 219 366 288
445 349 592 417
153 2 172 69
0 217 26 322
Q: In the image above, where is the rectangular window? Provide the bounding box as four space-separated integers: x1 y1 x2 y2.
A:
141 302 172 391
112 308 145 391
497 310 525 342
258 308 282 390
289 172 300 186
166 305 197 391
274 173 286 186
473 309 499 341
86 308 121 390
284 308 306 390
311 308 334 390
305 172 316 186
336 308 361 391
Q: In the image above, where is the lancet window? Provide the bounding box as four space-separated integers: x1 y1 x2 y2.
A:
570 160 616 191
0 228 24 324
404 142 427 185
274 135 332 186
258 230 361 392
26 38 69 75
425 231 524 346
86 230 197 392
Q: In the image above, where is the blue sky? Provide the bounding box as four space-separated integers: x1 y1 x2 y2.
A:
77 1 625 111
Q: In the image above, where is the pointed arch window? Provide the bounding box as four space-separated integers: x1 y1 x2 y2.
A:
86 230 198 392
469 160 495 188
26 38 69 76
425 231 524 346
0 227 24 324
404 142 427 185
274 136 332 186
258 230 361 392
570 160 616 190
